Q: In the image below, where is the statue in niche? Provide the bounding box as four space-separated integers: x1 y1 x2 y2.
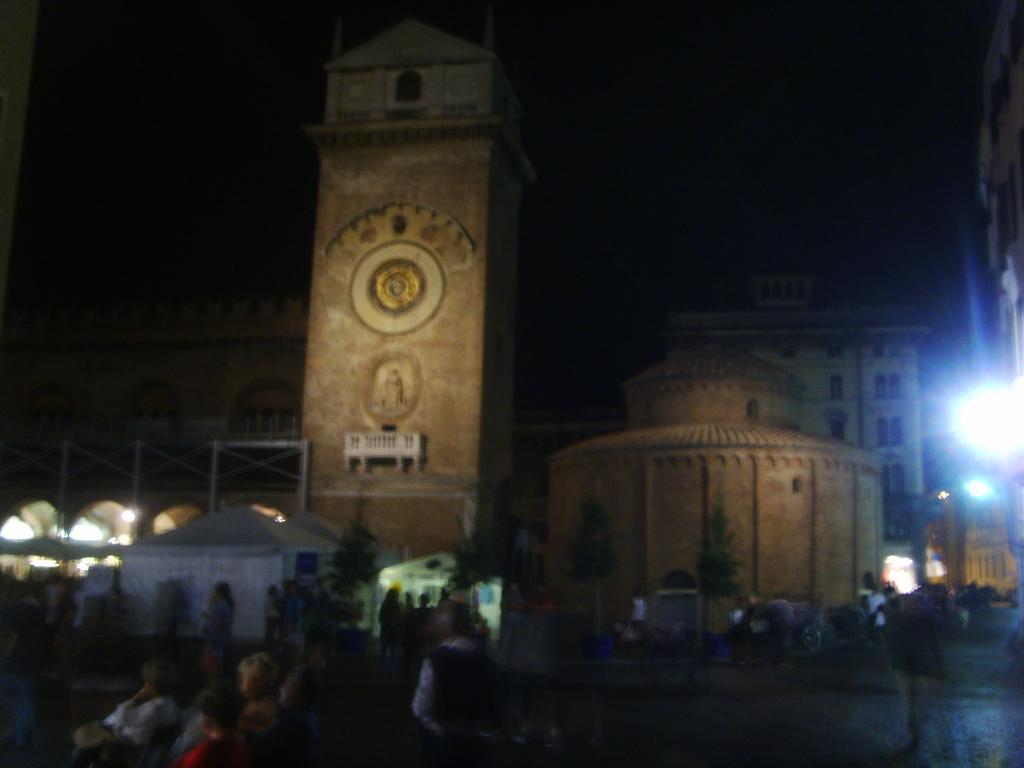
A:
380 368 406 412
368 354 417 420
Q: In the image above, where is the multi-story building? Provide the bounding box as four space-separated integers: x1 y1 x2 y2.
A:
666 276 927 580
977 0 1024 594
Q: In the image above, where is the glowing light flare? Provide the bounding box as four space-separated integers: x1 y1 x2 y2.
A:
937 490 951 501
28 557 60 569
69 519 104 542
955 381 1024 456
120 509 136 523
964 479 995 499
0 516 35 541
882 555 917 594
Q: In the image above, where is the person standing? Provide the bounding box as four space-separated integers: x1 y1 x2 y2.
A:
412 601 497 768
0 586 43 749
263 586 281 650
202 583 234 682
887 592 944 751
281 581 304 665
378 588 401 677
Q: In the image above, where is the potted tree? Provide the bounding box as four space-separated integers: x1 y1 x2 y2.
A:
447 515 499 642
327 515 379 655
697 496 739 657
567 496 616 659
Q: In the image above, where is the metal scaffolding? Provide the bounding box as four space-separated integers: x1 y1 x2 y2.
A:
0 438 310 528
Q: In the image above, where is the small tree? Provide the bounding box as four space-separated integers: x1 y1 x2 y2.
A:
567 496 616 634
327 515 379 626
448 514 499 593
697 496 740 631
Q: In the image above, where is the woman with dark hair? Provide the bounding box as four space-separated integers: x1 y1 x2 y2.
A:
201 583 235 682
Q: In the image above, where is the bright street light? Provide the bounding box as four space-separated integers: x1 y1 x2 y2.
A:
964 479 995 499
120 509 137 524
955 381 1024 455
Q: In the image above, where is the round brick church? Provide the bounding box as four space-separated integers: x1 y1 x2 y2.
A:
547 348 882 623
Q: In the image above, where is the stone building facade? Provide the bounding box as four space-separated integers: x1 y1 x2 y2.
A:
976 0 1024 596
548 348 881 620
301 19 532 558
667 276 926 574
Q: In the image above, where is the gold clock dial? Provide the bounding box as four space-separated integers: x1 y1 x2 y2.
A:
372 261 424 313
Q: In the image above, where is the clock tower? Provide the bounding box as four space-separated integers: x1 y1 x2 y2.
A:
302 18 533 557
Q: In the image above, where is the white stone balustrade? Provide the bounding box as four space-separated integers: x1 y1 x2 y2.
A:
344 431 424 471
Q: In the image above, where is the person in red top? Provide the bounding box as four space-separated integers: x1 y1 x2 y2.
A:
170 682 248 768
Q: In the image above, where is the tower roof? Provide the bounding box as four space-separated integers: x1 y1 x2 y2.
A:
326 17 496 71
625 348 801 391
552 422 865 460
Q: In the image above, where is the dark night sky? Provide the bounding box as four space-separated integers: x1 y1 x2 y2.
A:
8 1 1003 464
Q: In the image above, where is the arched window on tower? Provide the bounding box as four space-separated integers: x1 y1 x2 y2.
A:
829 374 843 400
890 417 903 446
876 417 889 446
746 399 759 419
888 374 901 398
395 70 422 102
874 374 887 398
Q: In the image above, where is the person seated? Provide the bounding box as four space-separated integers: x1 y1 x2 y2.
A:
169 683 248 768
250 665 321 768
236 653 279 738
71 659 178 767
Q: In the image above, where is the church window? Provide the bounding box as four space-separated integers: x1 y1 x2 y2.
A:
827 345 843 358
888 374 901 398
746 399 758 419
890 417 903 446
792 477 802 493
395 70 422 102
874 374 887 398
828 415 846 440
829 375 843 400
873 343 884 357
876 417 889 447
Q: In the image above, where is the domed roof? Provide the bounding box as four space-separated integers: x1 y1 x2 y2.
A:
553 422 862 460
625 348 801 391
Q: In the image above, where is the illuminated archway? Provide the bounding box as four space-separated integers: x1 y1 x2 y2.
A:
151 504 204 535
72 500 132 544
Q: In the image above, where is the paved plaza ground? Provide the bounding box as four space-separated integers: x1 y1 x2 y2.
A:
4 608 1023 767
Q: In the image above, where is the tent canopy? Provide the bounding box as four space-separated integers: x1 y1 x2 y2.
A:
133 507 337 551
0 538 118 560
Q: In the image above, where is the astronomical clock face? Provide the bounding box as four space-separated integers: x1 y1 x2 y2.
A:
350 240 446 335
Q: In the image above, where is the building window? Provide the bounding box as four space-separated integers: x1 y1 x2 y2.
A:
829 375 843 400
828 416 846 440
888 374 901 398
874 374 887 398
877 417 889 447
873 343 884 357
792 477 802 493
890 417 903 446
395 70 422 102
827 345 843 358
890 464 905 495
746 399 759 419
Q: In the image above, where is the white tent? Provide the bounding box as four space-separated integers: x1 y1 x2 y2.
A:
120 507 339 641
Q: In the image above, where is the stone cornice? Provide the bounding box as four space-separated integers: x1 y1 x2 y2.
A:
305 116 536 182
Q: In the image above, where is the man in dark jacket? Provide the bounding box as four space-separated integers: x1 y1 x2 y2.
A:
411 601 496 768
